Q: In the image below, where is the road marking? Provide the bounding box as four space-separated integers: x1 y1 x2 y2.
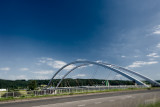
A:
32 94 139 107
95 102 102 104
78 104 86 106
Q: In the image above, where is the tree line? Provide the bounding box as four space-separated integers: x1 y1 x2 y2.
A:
0 79 159 90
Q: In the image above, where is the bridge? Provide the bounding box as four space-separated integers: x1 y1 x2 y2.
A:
47 61 160 89
1 61 160 107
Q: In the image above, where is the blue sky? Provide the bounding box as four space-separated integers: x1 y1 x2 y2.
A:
0 0 160 80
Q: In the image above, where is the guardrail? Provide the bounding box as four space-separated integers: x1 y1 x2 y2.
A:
0 85 147 99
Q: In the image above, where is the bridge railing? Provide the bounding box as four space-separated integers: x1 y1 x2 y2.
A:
0 85 148 99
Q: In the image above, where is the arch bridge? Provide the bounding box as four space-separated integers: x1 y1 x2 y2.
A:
47 61 160 89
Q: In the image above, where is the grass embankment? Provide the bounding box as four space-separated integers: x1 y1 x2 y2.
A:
0 87 157 102
139 101 160 107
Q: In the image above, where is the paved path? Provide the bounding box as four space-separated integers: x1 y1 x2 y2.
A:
1 89 160 107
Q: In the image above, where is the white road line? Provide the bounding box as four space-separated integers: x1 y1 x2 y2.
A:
95 102 102 104
78 104 86 106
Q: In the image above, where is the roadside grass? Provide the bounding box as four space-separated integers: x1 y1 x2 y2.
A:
19 91 27 95
0 87 158 102
0 92 5 97
139 101 160 107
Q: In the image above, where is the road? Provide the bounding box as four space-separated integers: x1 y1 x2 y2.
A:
0 89 160 107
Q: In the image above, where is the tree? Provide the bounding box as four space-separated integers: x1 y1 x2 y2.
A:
28 80 37 90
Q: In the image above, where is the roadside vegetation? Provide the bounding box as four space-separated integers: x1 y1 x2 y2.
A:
0 87 157 102
0 79 137 90
0 79 159 102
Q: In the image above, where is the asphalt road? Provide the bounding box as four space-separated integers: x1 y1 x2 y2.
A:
1 89 160 107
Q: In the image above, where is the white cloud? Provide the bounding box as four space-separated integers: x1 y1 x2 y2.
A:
37 57 53 65
33 70 54 75
89 64 93 67
127 61 158 68
78 64 93 69
41 57 53 61
17 75 27 80
153 25 160 35
78 65 87 69
153 31 160 34
9 75 28 80
48 60 75 70
34 76 50 80
147 53 160 58
38 58 75 71
45 58 53 61
116 74 122 78
39 60 46 64
55 74 64 79
20 68 29 71
48 60 66 69
76 59 87 61
65 65 76 70
96 60 102 63
0 67 10 71
121 56 126 58
72 74 86 78
156 43 160 48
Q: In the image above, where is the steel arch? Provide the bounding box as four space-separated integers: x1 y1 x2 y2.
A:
47 61 160 88
55 64 146 89
101 62 160 87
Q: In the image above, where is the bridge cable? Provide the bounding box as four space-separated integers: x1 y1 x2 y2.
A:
91 65 99 86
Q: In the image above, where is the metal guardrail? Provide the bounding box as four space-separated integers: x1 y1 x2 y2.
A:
0 85 147 98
